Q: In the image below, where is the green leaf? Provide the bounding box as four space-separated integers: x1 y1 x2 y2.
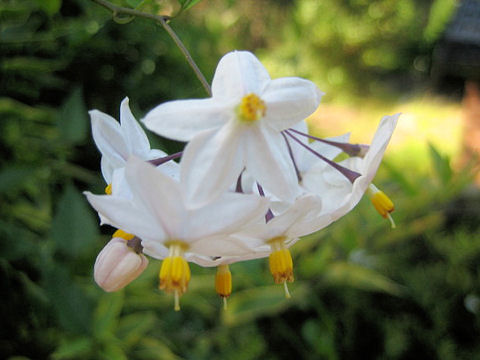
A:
428 143 452 185
322 262 405 296
178 0 203 11
0 220 38 261
34 0 62 16
126 0 144 7
50 184 99 257
137 337 182 360
52 337 93 360
44 266 93 334
100 342 128 360
93 292 125 340
0 165 36 194
222 284 308 326
58 88 88 145
116 312 157 347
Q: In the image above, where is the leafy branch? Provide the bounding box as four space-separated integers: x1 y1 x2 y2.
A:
91 0 212 96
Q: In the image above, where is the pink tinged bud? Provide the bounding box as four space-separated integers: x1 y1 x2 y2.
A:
94 237 148 292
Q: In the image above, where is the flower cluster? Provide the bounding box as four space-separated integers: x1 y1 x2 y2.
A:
85 51 399 310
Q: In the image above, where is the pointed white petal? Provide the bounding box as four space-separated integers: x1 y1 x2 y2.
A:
211 51 271 100
244 125 300 203
100 156 116 184
184 192 269 240
119 97 151 157
90 110 130 164
143 98 232 142
180 124 244 208
84 191 165 242
124 157 186 238
263 77 323 130
189 233 262 258
361 114 399 179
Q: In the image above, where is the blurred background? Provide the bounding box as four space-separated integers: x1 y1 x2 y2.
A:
1 0 480 359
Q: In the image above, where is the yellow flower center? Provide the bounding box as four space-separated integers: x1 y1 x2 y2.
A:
215 264 232 310
112 229 135 241
368 184 396 228
159 241 191 311
268 236 293 298
105 183 112 195
237 93 266 123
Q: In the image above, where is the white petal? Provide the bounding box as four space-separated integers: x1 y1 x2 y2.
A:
361 114 399 179
90 110 129 164
244 125 300 203
84 191 165 242
189 234 262 258
263 77 323 131
180 124 244 208
211 51 271 100
141 240 169 260
184 192 268 240
100 156 116 184
143 98 232 142
119 97 151 157
124 157 186 238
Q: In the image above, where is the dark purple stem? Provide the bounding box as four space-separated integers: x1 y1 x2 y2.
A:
235 172 244 193
284 130 361 184
288 127 369 157
281 132 302 182
148 151 183 166
256 183 274 223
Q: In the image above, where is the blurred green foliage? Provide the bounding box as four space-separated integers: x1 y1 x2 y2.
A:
1 0 479 359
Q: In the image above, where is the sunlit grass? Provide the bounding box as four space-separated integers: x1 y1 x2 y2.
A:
307 94 462 173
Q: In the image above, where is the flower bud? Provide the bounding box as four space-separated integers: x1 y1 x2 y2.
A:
94 237 148 292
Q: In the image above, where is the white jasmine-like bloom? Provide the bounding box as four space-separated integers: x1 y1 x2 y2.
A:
94 237 148 292
85 157 270 309
143 51 322 206
90 97 179 186
298 113 400 234
85 157 269 259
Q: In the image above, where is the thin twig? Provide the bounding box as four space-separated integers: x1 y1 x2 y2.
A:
91 0 212 96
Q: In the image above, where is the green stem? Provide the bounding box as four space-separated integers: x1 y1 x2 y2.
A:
90 0 212 96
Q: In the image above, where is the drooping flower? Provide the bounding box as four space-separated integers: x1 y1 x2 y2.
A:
289 114 400 234
85 157 269 309
94 237 149 292
143 51 322 206
194 195 323 298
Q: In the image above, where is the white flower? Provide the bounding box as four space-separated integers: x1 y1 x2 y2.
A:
298 114 400 234
90 97 179 186
84 156 270 260
143 51 322 206
94 237 149 292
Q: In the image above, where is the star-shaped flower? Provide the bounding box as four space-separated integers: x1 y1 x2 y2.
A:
143 51 322 206
297 113 400 233
85 156 269 259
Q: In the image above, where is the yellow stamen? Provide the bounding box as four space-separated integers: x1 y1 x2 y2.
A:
268 237 294 298
105 183 112 195
112 229 135 241
237 93 266 123
158 241 191 310
215 264 232 307
368 184 396 228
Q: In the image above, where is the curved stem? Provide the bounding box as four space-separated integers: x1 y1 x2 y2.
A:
91 0 212 96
